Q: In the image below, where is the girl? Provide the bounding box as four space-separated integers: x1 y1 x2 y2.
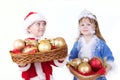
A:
69 10 114 80
19 12 66 80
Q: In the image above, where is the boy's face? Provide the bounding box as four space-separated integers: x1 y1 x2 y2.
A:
27 21 46 37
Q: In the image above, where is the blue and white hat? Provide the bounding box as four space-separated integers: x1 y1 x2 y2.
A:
78 9 97 21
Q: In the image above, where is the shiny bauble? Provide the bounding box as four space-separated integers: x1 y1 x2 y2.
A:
49 38 55 46
89 57 103 72
22 45 38 54
78 62 92 74
25 38 38 47
54 37 66 48
39 39 50 44
69 58 82 69
82 57 89 63
13 39 25 50
38 40 51 52
12 49 21 54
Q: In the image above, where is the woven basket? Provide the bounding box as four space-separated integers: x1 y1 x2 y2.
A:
10 45 68 64
69 66 100 80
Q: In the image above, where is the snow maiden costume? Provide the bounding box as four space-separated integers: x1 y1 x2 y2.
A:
69 10 114 80
69 35 114 80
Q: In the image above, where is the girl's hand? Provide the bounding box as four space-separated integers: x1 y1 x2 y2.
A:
105 63 112 75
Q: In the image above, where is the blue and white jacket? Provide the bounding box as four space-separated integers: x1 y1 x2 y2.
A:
69 35 114 80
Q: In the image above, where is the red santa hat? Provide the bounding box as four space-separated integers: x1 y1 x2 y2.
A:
24 12 46 29
78 9 97 21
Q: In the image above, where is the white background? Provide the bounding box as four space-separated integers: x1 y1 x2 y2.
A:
0 0 120 80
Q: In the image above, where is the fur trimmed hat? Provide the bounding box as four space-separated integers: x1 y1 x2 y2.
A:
24 12 46 29
78 9 97 21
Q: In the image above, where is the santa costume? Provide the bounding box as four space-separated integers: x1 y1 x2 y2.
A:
19 60 66 80
19 12 67 80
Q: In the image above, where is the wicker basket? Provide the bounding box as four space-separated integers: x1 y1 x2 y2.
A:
68 66 100 80
10 45 68 64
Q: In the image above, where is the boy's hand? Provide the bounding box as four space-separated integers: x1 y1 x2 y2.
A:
18 63 27 67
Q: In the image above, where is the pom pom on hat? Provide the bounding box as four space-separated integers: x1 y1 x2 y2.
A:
24 12 46 29
78 9 97 21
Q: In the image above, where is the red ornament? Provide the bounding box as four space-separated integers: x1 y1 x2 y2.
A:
89 57 103 72
12 49 21 54
51 45 56 50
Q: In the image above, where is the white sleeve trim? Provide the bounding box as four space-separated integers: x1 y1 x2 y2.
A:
54 58 67 67
19 64 31 71
106 61 114 69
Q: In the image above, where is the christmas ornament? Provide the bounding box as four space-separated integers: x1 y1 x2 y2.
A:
38 40 51 52
78 62 92 74
24 38 38 47
82 57 89 63
69 58 82 69
54 37 66 48
12 49 21 54
22 45 38 54
13 39 25 50
89 57 103 72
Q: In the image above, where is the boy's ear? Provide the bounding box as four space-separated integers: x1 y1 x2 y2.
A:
27 27 31 33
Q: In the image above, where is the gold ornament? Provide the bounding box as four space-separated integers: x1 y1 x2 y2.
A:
38 40 51 52
13 39 25 50
69 58 82 69
25 38 38 47
82 57 89 63
78 62 92 74
54 37 66 48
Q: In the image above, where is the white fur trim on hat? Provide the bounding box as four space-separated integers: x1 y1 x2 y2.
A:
78 9 97 21
24 12 46 29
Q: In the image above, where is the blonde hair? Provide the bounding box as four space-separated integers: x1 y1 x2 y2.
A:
77 17 105 42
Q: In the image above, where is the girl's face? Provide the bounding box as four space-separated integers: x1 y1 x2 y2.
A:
27 21 46 37
79 18 95 36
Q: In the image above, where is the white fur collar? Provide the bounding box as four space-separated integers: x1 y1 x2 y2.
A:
78 35 98 59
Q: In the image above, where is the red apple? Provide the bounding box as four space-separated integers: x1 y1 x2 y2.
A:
89 57 103 72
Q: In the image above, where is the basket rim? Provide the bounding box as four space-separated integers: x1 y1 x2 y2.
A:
10 44 67 55
10 44 68 64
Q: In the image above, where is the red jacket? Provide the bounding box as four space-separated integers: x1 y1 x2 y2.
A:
19 60 66 80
